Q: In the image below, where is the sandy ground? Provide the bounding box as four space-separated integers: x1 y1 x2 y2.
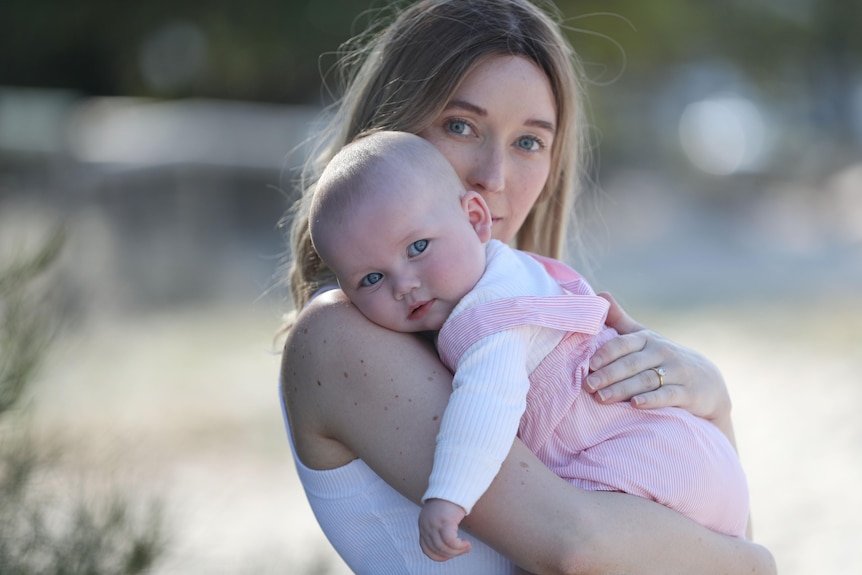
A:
23 290 862 575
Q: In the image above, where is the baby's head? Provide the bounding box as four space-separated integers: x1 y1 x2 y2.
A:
309 131 492 332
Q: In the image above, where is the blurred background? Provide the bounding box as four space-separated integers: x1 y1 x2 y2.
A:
1 0 860 573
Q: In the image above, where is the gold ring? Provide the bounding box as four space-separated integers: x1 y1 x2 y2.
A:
649 367 666 389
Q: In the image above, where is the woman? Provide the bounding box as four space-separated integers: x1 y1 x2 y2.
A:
280 1 775 573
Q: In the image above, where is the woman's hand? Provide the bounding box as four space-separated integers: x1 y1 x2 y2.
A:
584 292 732 425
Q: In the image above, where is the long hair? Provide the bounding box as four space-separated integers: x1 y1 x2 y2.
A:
282 0 588 314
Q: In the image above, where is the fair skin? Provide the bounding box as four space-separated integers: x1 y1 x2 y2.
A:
417 55 552 250
312 135 493 335
314 134 750 563
311 132 496 561
415 55 737 439
283 55 773 574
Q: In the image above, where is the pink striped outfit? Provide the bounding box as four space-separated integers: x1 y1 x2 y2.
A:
425 240 749 537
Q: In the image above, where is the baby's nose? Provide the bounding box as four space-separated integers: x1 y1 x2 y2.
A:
393 275 420 299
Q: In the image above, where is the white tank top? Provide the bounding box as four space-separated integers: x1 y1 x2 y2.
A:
280 384 515 574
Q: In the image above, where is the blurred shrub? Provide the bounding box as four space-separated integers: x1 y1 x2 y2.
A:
0 228 166 575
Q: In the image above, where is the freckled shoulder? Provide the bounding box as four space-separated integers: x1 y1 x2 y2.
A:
280 291 372 468
281 290 454 475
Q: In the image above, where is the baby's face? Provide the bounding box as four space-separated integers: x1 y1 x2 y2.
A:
320 173 488 333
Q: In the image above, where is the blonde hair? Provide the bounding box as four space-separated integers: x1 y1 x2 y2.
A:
283 0 588 313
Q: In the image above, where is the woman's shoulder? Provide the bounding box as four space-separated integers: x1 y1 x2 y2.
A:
282 289 438 378
281 287 449 469
281 291 392 469
286 289 402 350
290 288 361 334
283 290 375 377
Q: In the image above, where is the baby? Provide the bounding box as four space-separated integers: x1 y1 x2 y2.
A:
309 130 749 562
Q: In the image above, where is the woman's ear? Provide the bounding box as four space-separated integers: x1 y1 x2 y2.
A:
462 191 492 243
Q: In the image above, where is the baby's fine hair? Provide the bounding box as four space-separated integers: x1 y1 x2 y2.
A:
310 132 457 237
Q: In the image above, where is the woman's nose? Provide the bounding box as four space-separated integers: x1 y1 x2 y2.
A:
466 144 505 195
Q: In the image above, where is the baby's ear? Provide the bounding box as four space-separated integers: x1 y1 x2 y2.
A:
462 191 492 243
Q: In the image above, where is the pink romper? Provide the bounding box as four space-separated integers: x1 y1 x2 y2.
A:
437 252 750 538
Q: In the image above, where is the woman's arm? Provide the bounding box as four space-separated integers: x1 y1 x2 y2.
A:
283 291 774 575
466 445 771 574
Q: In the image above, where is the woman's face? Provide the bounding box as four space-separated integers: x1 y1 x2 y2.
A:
419 55 557 244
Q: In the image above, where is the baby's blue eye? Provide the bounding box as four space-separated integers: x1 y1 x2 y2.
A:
408 239 428 257
361 272 383 287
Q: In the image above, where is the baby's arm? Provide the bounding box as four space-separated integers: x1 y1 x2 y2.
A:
418 498 471 561
425 326 533 512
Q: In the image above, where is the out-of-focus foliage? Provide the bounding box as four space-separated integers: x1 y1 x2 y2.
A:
0 0 370 103
558 0 861 144
0 228 64 416
2 0 859 181
0 230 166 575
557 0 860 74
1 0 858 106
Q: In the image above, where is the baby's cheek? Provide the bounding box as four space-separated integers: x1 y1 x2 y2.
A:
435 258 460 282
356 294 387 325
435 257 473 298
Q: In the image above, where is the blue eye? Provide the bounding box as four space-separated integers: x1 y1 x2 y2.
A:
446 119 473 136
516 135 542 152
408 239 428 257
361 272 383 287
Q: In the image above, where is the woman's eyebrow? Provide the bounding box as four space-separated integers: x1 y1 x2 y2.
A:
445 99 487 117
445 99 555 134
526 118 555 134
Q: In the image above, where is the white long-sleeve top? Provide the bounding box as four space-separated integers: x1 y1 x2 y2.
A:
281 392 516 574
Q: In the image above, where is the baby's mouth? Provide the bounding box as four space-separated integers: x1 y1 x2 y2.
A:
408 300 434 320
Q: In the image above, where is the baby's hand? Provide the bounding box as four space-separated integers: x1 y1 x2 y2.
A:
418 499 471 561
